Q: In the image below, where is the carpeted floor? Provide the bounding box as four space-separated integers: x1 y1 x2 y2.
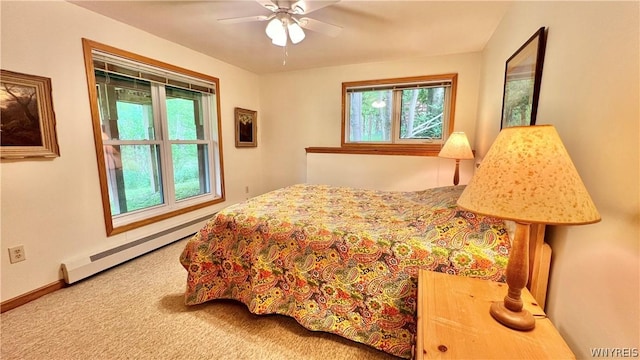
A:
1 239 399 360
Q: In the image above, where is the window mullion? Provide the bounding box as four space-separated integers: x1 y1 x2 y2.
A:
443 87 451 139
201 95 215 194
392 90 402 144
153 83 175 208
201 94 211 142
344 94 351 143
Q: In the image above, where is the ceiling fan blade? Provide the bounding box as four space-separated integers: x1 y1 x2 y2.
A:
218 15 270 24
291 0 340 15
298 17 342 37
255 0 278 12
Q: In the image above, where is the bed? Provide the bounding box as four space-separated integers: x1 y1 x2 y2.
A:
180 184 550 359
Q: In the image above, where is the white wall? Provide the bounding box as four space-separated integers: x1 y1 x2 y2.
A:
260 52 482 191
0 1 263 301
476 2 639 357
306 153 476 191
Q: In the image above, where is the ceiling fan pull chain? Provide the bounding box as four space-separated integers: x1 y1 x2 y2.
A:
282 44 288 66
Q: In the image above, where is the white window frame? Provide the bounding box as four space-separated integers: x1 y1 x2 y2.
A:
82 39 225 236
341 74 457 152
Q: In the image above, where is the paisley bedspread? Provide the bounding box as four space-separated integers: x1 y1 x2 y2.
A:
180 184 511 359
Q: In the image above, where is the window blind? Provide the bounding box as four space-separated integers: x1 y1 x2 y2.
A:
346 82 451 93
92 51 215 94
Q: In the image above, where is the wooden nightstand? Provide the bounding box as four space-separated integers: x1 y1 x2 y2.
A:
415 270 575 359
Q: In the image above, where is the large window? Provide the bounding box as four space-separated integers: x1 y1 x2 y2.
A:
83 39 224 235
327 74 457 156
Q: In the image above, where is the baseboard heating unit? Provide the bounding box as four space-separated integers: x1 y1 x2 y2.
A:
61 215 211 284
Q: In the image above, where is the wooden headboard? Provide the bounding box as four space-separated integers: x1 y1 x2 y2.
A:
527 223 551 309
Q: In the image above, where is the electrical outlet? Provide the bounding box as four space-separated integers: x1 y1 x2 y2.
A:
8 245 26 264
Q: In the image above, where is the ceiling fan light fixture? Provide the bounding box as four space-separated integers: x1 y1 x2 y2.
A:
220 0 343 49
288 21 305 44
271 33 287 47
265 17 285 40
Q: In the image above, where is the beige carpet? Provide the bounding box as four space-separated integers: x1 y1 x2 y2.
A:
1 238 399 360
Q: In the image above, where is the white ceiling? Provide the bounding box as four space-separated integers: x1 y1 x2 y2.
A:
69 1 511 74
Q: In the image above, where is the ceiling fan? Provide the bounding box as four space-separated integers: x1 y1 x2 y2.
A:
218 0 342 47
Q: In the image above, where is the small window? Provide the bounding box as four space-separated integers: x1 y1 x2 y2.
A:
342 74 457 151
83 39 224 235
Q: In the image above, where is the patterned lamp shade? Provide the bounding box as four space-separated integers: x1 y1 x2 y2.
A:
438 132 474 160
457 125 600 225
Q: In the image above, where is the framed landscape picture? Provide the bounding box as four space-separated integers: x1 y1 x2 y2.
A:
234 107 257 147
1 69 60 159
500 27 547 129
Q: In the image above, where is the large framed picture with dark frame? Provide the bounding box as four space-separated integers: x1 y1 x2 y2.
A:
1 69 60 159
500 27 547 129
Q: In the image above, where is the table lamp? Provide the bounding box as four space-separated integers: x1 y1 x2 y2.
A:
438 132 474 185
457 125 600 331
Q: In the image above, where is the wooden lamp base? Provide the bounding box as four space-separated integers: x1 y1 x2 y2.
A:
453 159 461 185
490 301 535 330
491 221 537 331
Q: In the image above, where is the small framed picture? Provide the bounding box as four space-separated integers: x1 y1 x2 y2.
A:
234 107 257 147
1 69 60 159
500 27 547 129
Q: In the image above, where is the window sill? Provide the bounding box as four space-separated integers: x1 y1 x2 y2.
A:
108 196 225 236
305 145 442 157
